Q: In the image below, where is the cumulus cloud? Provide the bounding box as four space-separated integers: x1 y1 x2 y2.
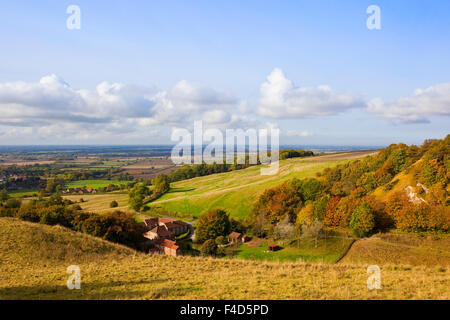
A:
366 83 450 123
258 68 364 119
0 75 244 142
258 68 363 119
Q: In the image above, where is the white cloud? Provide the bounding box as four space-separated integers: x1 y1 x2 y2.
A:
0 75 244 143
367 83 450 123
258 68 363 119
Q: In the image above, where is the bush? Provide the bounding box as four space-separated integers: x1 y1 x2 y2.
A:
5 198 21 209
110 200 119 208
350 203 375 237
215 236 226 245
200 239 217 256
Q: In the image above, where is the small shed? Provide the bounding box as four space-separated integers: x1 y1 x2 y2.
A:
268 244 281 252
228 232 247 244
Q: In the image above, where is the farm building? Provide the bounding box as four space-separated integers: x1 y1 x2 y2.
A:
228 232 248 244
153 239 181 257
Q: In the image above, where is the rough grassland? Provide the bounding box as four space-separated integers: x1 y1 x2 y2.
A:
1 218 449 300
340 233 450 267
150 151 376 219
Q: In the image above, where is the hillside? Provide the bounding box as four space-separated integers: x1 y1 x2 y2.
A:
1 217 449 300
340 233 450 267
149 151 377 219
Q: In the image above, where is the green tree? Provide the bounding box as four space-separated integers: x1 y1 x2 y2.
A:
200 239 217 256
196 208 231 243
128 183 149 211
350 203 375 237
152 174 170 195
0 189 8 202
110 200 119 208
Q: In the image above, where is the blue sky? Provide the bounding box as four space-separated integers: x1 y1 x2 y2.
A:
0 0 449 145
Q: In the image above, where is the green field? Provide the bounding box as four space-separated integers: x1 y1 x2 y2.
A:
228 238 354 263
65 180 130 189
8 189 39 198
149 151 375 219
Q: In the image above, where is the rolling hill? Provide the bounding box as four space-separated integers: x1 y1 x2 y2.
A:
149 151 377 219
0 217 448 300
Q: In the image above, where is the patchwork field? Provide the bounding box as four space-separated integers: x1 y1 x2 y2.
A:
1 218 448 300
149 151 377 219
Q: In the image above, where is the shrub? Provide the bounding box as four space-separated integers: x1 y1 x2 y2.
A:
200 239 217 256
0 189 8 202
110 200 119 208
5 198 21 209
215 236 226 245
350 203 375 237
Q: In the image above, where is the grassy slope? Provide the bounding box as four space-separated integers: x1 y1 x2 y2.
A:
1 217 449 300
340 233 450 267
150 151 377 219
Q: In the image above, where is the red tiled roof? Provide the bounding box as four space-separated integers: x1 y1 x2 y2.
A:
150 226 174 237
155 239 179 250
229 232 242 239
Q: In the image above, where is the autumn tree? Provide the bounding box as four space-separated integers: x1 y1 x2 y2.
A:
196 209 231 243
350 203 375 237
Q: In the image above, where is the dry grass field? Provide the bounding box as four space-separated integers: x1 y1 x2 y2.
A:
62 194 130 214
1 217 449 300
340 233 450 267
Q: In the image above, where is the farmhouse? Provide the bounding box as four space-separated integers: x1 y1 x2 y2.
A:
142 217 188 238
142 217 189 256
228 232 247 244
144 226 174 240
153 239 181 257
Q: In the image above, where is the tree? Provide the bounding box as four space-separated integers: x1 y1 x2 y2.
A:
0 189 8 202
273 215 296 240
152 174 170 195
200 239 217 256
196 209 231 243
128 182 149 211
301 219 324 248
323 196 341 226
350 203 375 237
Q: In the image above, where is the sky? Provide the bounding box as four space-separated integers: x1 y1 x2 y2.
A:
0 0 449 146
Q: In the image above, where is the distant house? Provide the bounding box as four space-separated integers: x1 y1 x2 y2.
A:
228 232 247 244
153 239 181 257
